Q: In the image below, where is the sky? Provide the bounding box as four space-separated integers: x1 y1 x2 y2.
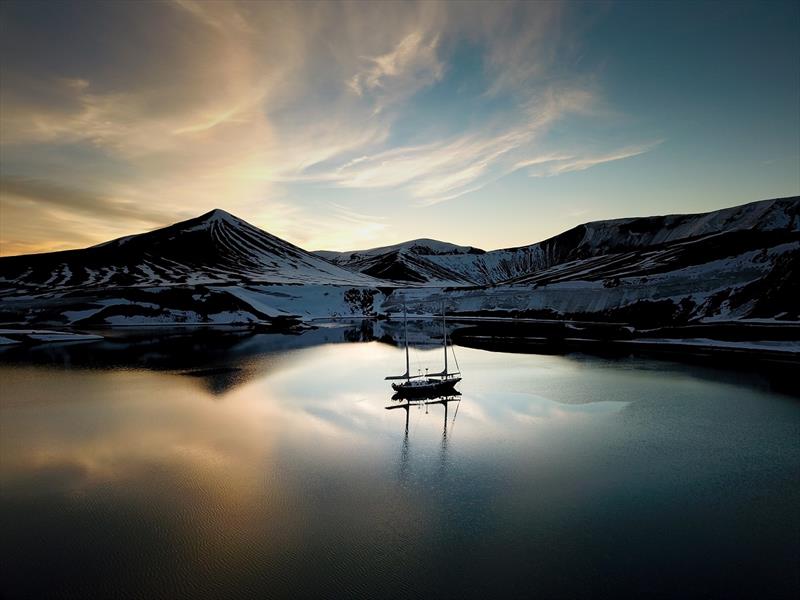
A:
0 0 798 256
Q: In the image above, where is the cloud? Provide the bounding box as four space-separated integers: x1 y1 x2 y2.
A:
478 1 567 97
0 0 656 254
0 176 173 224
0 176 187 255
520 142 662 177
224 197 388 253
0 203 101 256
349 31 444 113
298 86 605 204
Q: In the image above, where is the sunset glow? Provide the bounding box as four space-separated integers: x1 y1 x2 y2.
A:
1 0 798 254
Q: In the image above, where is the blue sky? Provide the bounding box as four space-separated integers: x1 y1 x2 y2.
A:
0 0 797 255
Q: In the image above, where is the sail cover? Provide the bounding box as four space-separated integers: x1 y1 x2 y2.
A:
426 369 460 378
385 372 424 380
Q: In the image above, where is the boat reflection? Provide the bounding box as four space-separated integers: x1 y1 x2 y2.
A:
385 391 462 434
387 391 461 486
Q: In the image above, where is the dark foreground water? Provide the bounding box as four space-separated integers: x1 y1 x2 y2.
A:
1 325 798 599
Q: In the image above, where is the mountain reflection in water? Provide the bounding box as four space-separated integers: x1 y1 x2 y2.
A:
0 319 448 395
1 322 799 599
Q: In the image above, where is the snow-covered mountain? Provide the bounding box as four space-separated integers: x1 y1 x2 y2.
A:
1 197 797 327
2 209 380 289
317 238 485 285
317 238 484 264
319 197 799 286
380 197 800 323
0 210 386 326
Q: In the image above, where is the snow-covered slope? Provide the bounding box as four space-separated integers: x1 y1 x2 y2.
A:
385 239 799 323
0 209 381 289
380 197 800 323
0 210 387 326
319 197 799 286
317 238 484 285
317 238 484 264
1 197 797 327
341 250 477 285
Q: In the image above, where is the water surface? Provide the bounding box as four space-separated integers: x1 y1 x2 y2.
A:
1 326 798 598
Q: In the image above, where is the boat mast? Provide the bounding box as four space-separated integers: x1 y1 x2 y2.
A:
404 305 410 382
442 300 448 378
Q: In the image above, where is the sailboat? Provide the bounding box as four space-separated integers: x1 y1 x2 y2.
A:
386 303 462 398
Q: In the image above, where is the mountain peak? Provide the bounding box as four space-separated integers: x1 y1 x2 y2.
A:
316 237 484 259
0 204 382 288
199 208 238 223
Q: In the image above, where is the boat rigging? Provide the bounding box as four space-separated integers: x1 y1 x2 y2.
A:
386 302 462 398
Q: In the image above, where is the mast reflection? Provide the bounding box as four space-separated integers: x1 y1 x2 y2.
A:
386 391 461 484
385 390 462 434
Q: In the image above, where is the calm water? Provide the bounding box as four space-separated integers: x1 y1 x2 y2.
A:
1 324 798 599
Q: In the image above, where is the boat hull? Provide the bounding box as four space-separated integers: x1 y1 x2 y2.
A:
391 377 461 398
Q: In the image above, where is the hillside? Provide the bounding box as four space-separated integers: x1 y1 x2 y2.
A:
319 197 799 286
0 210 386 326
1 197 797 327
1 209 380 289
383 197 800 323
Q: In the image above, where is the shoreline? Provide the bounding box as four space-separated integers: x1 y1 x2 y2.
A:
1 318 797 364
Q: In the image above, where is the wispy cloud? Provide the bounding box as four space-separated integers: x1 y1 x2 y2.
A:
296 87 615 204
349 31 444 114
0 0 659 254
0 176 174 224
0 176 181 255
521 143 662 177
